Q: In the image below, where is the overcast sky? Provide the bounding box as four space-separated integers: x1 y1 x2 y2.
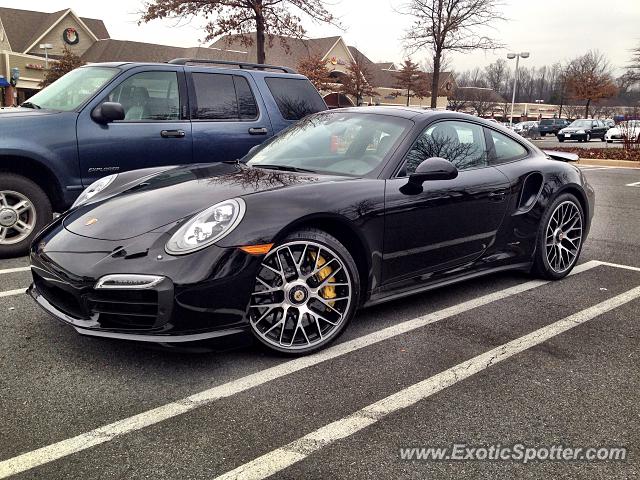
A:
3 0 639 74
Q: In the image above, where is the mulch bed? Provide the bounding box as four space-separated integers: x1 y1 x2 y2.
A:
548 147 640 161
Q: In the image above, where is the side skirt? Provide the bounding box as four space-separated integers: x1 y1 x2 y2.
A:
362 262 533 308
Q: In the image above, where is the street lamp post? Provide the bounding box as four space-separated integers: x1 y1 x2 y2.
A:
39 43 53 69
507 52 529 127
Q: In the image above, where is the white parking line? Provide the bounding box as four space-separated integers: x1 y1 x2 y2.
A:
626 181 640 187
215 285 640 480
0 288 26 298
0 266 30 275
0 260 601 478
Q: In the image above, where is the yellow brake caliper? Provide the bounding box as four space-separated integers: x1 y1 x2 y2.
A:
310 251 336 306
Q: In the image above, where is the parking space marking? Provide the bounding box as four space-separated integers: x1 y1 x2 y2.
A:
215 285 640 480
626 181 640 187
0 260 602 478
0 267 30 275
0 288 26 299
598 261 640 272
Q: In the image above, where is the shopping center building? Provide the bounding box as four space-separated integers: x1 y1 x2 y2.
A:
0 6 453 108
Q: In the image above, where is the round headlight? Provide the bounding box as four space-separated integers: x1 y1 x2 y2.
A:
165 198 246 255
71 174 118 209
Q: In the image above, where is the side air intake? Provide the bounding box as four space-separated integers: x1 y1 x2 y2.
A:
517 172 544 213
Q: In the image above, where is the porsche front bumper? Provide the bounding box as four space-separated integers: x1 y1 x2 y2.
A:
28 216 261 343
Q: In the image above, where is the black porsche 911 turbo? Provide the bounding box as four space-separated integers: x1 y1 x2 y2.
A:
29 107 594 354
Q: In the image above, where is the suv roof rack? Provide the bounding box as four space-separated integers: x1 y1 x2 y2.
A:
168 58 296 74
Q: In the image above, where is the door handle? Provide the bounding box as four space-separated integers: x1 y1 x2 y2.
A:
248 127 268 135
160 129 185 138
488 190 507 201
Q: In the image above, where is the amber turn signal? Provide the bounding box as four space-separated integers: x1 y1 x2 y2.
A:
239 244 274 255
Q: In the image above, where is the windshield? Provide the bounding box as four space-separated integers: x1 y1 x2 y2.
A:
540 119 554 125
569 120 592 128
23 66 118 111
246 112 412 176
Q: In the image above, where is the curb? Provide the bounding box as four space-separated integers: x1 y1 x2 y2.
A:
577 158 640 168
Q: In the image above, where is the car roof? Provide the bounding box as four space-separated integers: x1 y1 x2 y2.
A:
81 62 302 77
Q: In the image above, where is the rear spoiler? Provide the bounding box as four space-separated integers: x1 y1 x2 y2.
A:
543 150 579 162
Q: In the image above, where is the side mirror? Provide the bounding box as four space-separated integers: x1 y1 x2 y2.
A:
91 102 125 124
409 157 458 186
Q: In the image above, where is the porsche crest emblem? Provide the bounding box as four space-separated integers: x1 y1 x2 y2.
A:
85 218 98 226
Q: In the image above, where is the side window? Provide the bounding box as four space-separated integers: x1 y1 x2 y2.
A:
488 130 528 164
192 73 237 120
402 121 488 175
234 76 258 120
191 73 259 120
106 71 180 121
264 77 326 121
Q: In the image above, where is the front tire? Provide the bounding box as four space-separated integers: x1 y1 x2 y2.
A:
532 193 584 280
248 229 360 355
0 174 52 258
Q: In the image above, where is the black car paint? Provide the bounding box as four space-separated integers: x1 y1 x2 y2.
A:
29 109 595 342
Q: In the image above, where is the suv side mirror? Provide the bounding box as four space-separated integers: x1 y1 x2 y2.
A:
409 157 458 186
91 102 125 124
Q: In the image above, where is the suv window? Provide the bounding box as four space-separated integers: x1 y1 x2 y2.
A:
107 71 180 121
402 121 488 174
265 77 326 121
488 129 528 164
191 73 259 120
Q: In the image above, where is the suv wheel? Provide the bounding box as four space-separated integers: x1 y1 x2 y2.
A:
0 174 52 258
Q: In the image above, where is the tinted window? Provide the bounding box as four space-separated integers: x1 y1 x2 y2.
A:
191 73 259 120
107 71 180 121
488 130 528 164
234 76 258 119
265 77 326 120
402 121 488 174
192 73 238 120
540 119 553 125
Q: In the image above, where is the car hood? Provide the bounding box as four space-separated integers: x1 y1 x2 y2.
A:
0 107 61 118
64 162 349 241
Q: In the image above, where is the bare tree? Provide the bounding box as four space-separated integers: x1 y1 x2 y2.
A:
484 59 509 97
462 87 500 116
297 54 332 91
402 0 505 108
340 50 376 106
140 0 338 64
447 87 469 111
565 50 617 117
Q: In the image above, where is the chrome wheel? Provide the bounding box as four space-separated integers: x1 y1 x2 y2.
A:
545 200 583 273
249 241 353 351
0 190 37 245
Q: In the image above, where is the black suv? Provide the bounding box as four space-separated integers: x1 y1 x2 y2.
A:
538 118 569 136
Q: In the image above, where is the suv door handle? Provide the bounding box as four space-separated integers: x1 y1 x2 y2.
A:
160 129 185 138
248 127 268 135
488 190 507 201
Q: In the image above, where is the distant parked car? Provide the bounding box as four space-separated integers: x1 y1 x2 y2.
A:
603 119 615 129
557 119 608 142
513 121 538 135
538 118 569 136
606 120 640 143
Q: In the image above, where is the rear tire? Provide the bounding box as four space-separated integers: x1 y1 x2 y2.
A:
532 193 584 280
558 137 564 143
248 229 360 355
0 174 52 258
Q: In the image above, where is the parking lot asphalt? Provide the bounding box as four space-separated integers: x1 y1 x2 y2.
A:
532 136 623 149
0 166 638 479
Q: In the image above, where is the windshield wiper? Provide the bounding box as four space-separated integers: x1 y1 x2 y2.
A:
253 164 317 173
21 101 41 109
